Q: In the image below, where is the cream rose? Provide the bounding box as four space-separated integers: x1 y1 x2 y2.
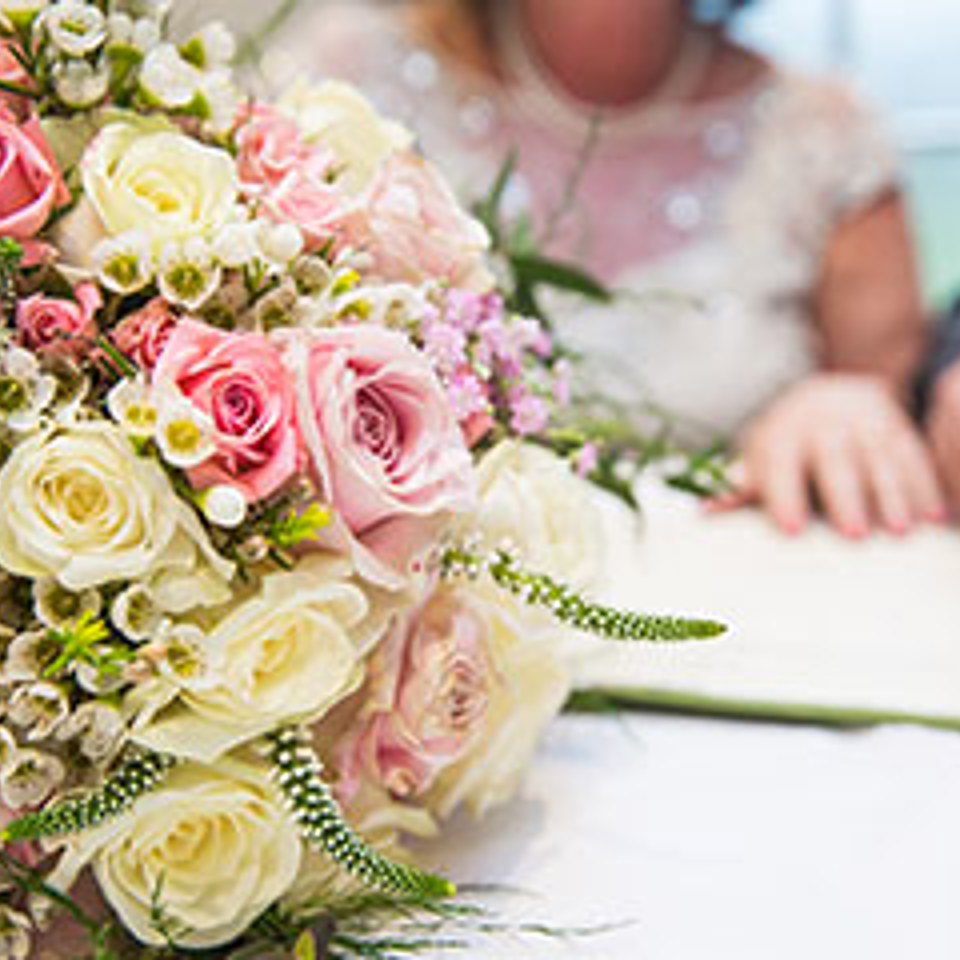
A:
0 423 233 607
473 441 604 590
81 118 237 250
50 759 302 949
134 557 394 760
425 583 571 819
278 79 412 194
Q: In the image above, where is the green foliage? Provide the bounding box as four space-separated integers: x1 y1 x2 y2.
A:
442 545 727 642
267 503 332 550
267 728 456 901
2 751 176 843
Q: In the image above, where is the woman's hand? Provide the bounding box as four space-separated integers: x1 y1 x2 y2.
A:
925 359 960 512
709 373 945 537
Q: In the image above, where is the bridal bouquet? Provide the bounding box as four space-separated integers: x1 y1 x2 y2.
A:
0 3 722 956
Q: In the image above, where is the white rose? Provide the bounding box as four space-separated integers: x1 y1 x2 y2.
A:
50 758 302 949
473 441 604 589
82 118 238 251
424 583 571 819
0 424 233 607
134 557 395 761
278 79 413 194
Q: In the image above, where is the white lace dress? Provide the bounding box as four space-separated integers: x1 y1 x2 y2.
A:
269 2 899 442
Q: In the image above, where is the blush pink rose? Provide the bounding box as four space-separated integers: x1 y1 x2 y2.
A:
237 102 350 250
351 152 492 290
17 282 101 358
0 105 70 252
110 297 178 371
153 320 302 503
284 325 475 587
236 104 325 190
337 587 491 802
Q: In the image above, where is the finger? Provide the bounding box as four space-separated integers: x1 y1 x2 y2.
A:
810 435 869 538
753 438 811 535
861 443 914 535
894 429 947 525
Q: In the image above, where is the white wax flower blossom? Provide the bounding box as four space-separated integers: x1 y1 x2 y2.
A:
139 42 200 108
50 759 301 949
158 238 221 310
2 631 50 684
106 10 131 42
0 725 18 773
56 700 125 764
8 682 70 740
155 622 221 691
184 21 235 68
53 57 109 109
0 0 48 16
75 660 126 696
0 423 234 603
0 747 65 809
256 220 304 266
155 391 216 468
198 68 242 137
130 14 159 50
0 905 32 960
33 576 102 628
106 379 158 439
134 557 394 761
93 232 153 294
212 221 258 268
198 484 247 529
110 583 163 641
43 1 107 57
0 346 56 433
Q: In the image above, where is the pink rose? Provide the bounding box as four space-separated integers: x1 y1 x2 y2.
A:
351 152 492 289
0 105 70 250
236 104 323 191
285 325 475 587
111 297 178 371
337 587 491 801
153 320 302 503
17 283 101 358
237 103 350 250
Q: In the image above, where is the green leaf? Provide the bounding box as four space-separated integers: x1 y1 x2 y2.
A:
294 930 318 960
472 149 517 240
510 253 612 302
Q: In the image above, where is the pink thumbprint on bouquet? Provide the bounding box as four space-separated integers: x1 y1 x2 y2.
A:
17 283 101 359
337 588 492 802
110 297 178 371
153 320 302 503
0 105 70 259
284 324 475 587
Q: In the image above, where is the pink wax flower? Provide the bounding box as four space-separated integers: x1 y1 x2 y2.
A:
351 152 492 290
283 324 475 588
337 587 492 802
153 320 302 503
110 297 178 371
17 283 101 358
0 104 70 255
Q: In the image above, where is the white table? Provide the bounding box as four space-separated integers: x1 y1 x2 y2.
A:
422 712 960 959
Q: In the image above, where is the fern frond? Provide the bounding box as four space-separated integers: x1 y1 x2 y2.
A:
266 728 455 901
442 545 726 641
1 750 176 843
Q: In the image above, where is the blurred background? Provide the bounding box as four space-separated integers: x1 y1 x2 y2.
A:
177 0 960 311
736 0 960 310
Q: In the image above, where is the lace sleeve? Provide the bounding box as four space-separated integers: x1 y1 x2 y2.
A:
780 73 901 222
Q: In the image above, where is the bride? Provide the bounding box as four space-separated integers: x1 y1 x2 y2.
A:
271 0 944 539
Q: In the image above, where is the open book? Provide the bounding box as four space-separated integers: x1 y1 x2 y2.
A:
572 485 960 730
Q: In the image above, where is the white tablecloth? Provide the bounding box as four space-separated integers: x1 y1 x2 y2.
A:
422 713 960 959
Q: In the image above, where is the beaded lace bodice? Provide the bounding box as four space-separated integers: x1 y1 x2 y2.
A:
270 3 899 441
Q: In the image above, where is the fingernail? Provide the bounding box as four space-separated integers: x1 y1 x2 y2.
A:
841 522 868 540
887 520 910 537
